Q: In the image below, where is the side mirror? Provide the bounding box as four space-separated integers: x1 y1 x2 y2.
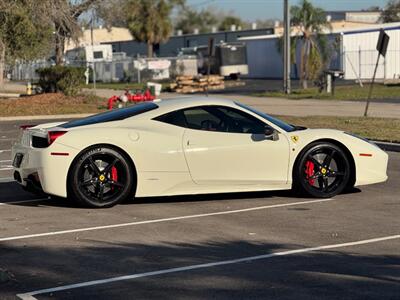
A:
264 126 279 141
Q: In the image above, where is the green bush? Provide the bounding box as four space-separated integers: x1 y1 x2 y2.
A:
37 66 86 96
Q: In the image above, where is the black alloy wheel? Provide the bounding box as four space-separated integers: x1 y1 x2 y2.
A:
69 146 135 208
294 142 351 198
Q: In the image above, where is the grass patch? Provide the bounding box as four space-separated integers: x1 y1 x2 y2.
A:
254 84 400 101
0 93 107 116
277 115 400 143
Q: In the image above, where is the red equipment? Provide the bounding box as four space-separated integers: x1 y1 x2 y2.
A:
107 88 156 110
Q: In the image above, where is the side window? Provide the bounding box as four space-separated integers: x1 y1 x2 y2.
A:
154 110 187 127
183 107 223 131
154 105 269 134
216 107 267 134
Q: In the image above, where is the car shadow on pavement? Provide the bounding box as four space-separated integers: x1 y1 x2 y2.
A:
131 189 292 205
4 190 289 208
1 181 361 209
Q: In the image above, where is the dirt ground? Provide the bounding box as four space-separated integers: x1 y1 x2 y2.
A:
0 93 106 116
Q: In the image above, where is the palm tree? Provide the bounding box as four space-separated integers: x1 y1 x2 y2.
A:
290 0 331 89
126 0 183 58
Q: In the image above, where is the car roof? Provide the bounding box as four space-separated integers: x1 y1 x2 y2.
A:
144 96 238 116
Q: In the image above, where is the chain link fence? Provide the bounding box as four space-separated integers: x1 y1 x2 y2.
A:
343 49 400 81
7 56 198 83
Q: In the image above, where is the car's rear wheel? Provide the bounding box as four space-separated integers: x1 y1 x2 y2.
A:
294 142 351 198
69 146 135 208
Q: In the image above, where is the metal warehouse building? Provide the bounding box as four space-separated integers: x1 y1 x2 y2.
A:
240 22 400 80
103 28 274 58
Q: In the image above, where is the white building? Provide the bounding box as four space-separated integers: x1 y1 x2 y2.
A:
65 44 113 63
64 27 133 52
239 22 400 81
325 10 382 24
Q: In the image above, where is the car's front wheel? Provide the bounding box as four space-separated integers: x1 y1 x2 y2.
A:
294 142 351 198
68 146 135 208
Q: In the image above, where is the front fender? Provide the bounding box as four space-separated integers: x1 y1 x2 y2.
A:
285 129 388 186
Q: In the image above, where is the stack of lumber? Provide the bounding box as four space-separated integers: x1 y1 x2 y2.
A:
170 75 225 93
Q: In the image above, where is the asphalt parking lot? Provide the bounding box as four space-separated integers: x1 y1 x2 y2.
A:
0 117 399 300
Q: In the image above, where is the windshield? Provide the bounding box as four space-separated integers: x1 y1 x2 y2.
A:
235 102 296 132
61 102 158 128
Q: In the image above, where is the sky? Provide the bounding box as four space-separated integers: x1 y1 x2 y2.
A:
186 0 388 21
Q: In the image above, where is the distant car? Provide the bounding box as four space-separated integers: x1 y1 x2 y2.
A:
12 97 388 208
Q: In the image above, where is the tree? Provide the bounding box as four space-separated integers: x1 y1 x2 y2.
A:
364 6 381 11
0 1 52 87
175 7 219 34
95 0 129 28
37 0 100 65
125 0 184 57
381 0 400 22
218 15 244 31
175 7 247 34
290 0 331 89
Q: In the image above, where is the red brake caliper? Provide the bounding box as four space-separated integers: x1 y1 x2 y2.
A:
111 166 118 190
305 161 315 185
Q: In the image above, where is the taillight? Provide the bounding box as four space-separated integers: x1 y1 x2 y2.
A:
20 125 36 130
48 131 67 145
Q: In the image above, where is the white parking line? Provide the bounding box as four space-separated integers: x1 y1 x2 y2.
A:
0 167 13 171
0 177 14 183
0 149 11 153
0 197 49 206
0 160 12 163
16 234 400 300
0 198 335 242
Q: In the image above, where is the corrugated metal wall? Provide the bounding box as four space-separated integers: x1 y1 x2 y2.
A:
243 35 337 79
243 26 400 80
244 38 284 79
343 27 400 80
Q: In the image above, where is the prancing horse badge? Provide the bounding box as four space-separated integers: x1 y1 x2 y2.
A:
291 136 299 143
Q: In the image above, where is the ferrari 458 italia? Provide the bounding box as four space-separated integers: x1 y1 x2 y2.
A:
12 97 388 207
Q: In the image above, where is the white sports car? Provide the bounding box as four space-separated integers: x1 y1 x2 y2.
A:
12 97 388 207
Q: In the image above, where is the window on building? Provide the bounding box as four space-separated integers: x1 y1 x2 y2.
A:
93 51 104 59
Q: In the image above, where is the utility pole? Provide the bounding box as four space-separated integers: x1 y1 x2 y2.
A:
283 0 291 94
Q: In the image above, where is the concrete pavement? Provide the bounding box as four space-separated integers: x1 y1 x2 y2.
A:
220 93 400 119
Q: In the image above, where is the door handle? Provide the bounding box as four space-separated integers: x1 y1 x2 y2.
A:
186 140 195 146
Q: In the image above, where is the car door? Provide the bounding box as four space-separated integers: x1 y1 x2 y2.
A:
181 106 290 186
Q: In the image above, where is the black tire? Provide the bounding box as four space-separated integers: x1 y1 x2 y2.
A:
68 146 135 208
293 142 351 198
